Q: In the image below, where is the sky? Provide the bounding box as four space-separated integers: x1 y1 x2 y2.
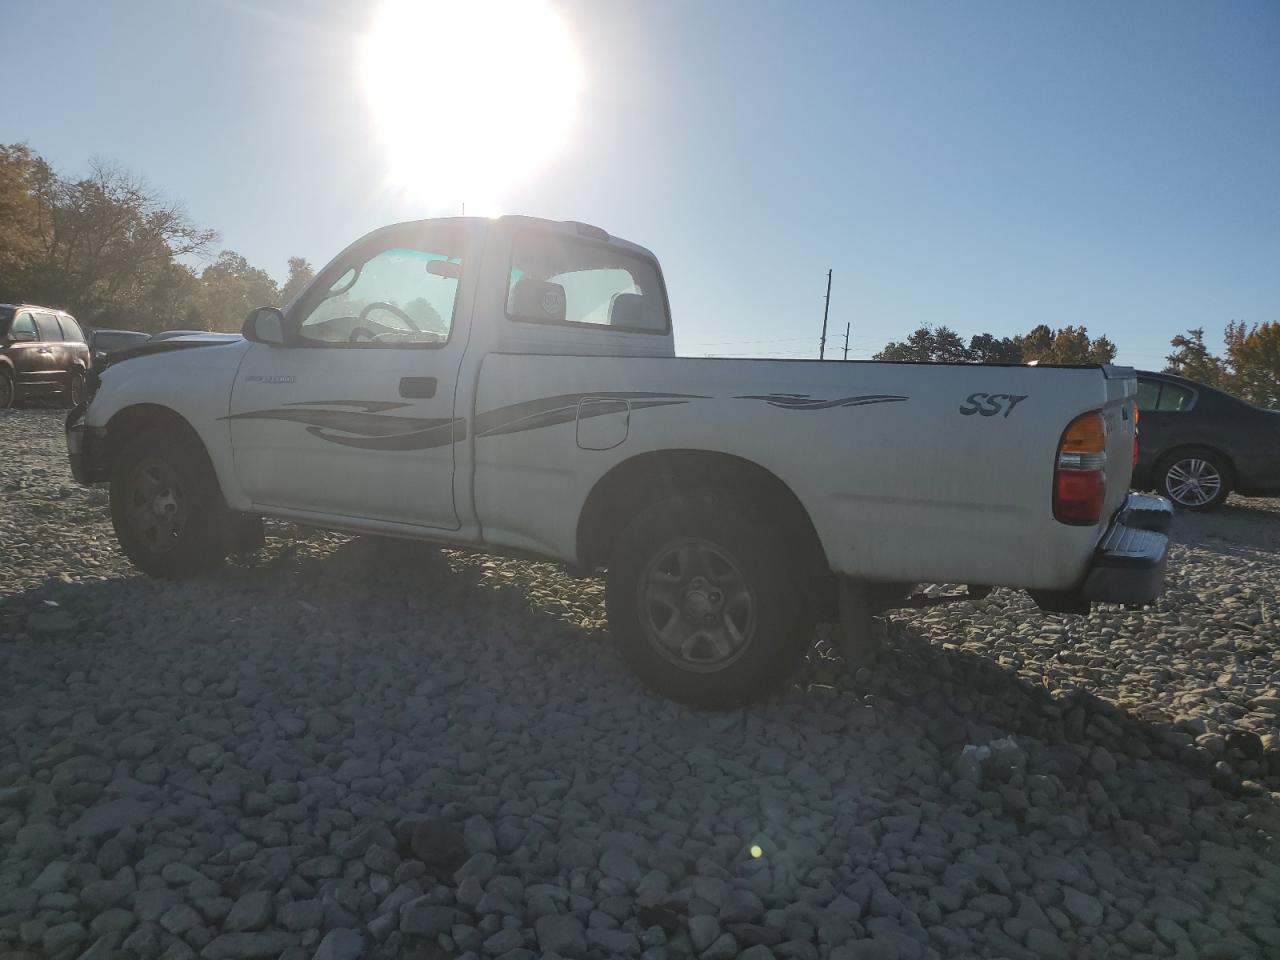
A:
4 0 1278 367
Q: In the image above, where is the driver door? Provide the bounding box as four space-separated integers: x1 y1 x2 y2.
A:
228 223 472 529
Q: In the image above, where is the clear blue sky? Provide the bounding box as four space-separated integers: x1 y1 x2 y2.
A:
5 0 1277 366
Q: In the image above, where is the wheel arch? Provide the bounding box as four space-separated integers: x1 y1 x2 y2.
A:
102 403 218 484
576 449 834 616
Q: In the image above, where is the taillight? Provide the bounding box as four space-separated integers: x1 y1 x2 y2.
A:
1054 410 1107 525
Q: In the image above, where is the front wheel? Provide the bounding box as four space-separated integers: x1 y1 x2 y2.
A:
606 495 812 709
1158 449 1231 510
110 428 227 577
0 370 14 410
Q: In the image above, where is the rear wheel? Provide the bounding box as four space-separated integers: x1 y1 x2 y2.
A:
64 369 87 407
606 494 812 709
1158 449 1231 510
0 370 13 410
110 428 227 577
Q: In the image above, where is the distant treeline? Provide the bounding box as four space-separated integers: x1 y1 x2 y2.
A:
875 321 1278 409
0 143 312 334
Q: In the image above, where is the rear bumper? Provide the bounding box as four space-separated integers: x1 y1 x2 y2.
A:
1082 492 1172 605
1033 492 1172 612
66 405 108 485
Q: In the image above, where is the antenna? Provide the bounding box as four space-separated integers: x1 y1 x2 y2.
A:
843 322 850 360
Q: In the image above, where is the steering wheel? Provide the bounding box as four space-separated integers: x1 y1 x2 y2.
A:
348 326 376 343
358 300 419 332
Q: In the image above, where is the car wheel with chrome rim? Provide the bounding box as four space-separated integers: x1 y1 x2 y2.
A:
1158 449 1231 511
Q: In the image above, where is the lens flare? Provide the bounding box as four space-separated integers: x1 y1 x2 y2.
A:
362 0 582 213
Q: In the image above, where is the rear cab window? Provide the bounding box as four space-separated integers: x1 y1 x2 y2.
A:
506 230 669 334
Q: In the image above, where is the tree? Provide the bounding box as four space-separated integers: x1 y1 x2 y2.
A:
1224 321 1280 409
966 333 1023 364
279 256 314 306
1014 324 1116 365
1164 328 1228 389
0 144 218 330
189 250 281 332
874 325 970 362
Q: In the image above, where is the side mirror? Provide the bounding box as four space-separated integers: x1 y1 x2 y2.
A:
243 306 288 346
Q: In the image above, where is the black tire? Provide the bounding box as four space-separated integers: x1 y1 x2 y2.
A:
110 427 227 577
0 370 13 410
606 494 813 709
63 369 87 407
1157 447 1231 511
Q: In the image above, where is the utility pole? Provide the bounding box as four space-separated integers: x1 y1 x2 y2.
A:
843 322 850 360
819 269 832 359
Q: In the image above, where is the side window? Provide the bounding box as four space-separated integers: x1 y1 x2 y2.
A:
10 312 38 341
507 231 669 333
1136 379 1161 412
34 313 61 341
296 243 462 347
58 316 85 343
1156 383 1193 411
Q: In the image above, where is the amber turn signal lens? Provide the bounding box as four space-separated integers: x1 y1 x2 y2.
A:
1059 411 1106 454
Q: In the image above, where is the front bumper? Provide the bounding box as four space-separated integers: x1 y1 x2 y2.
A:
1081 492 1172 605
66 404 108 485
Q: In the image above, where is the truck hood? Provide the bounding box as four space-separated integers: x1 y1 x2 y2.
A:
101 335 243 369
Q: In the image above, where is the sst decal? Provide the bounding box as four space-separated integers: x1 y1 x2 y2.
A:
960 393 1028 418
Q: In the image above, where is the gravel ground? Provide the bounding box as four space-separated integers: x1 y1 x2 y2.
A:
1 406 1278 960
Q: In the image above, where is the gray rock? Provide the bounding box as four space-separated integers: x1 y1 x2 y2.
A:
464 815 497 854
830 941 899 960
701 932 740 960
399 898 456 937
280 899 324 931
226 891 275 931
160 903 202 935
536 915 586 955
201 931 296 959
409 819 468 868
690 915 721 953
14 821 62 861
312 928 363 960
586 928 640 955
1061 887 1103 927
600 848 643 886
1025 928 1069 959
42 921 86 954
69 798 155 839
455 851 498 885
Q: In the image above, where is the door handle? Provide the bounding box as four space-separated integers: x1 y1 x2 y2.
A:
38 348 53 355
399 377 437 399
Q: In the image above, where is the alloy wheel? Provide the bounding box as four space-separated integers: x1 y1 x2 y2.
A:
638 538 757 672
127 457 189 551
1165 457 1222 507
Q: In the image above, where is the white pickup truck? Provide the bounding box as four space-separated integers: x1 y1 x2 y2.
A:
67 215 1171 707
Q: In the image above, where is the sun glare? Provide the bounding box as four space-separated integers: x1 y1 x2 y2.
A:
362 0 582 214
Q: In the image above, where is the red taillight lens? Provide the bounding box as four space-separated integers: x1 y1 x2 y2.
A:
1054 410 1107 525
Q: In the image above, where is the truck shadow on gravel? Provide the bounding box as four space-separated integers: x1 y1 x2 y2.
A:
7 529 1272 805
5 531 1279 959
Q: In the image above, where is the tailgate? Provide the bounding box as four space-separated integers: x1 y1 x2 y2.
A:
1101 365 1138 522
